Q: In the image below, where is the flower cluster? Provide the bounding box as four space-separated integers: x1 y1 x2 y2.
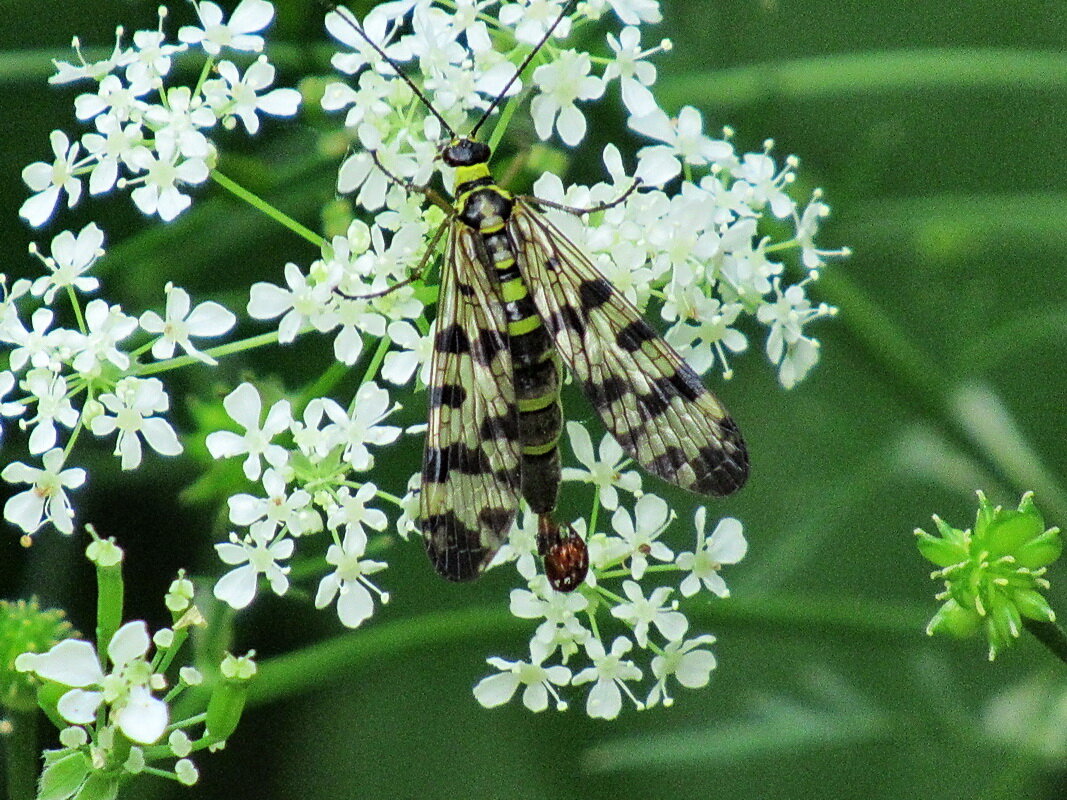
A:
206 382 397 628
0 229 236 536
4 0 846 728
917 490 1062 660
13 539 256 791
311 1 843 388
21 0 300 227
475 491 746 717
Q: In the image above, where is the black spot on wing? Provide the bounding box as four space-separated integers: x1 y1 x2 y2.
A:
691 416 749 495
479 412 520 442
546 306 586 339
474 326 506 366
479 507 513 536
578 277 612 311
616 319 657 352
649 446 687 483
585 376 628 412
429 383 467 409
435 323 470 355
424 441 510 484
660 366 706 403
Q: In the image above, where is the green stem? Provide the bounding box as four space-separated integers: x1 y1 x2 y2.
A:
136 331 281 377
248 593 927 705
1022 618 1067 666
5 709 38 800
210 171 325 249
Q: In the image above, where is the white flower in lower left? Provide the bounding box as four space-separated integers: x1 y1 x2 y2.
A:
15 621 169 744
1 447 86 534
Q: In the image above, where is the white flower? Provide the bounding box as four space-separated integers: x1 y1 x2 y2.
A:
646 634 717 708
530 49 604 146
248 262 335 343
603 26 659 117
489 510 541 580
179 0 275 55
81 115 149 196
560 421 640 510
20 369 78 454
676 511 746 598
89 377 183 470
609 494 674 579
29 223 104 304
206 57 301 134
2 448 86 534
510 577 590 661
73 73 148 123
206 383 292 480
126 28 183 88
499 0 573 44
143 86 216 159
794 191 838 269
734 150 795 218
380 320 432 386
756 280 829 389
325 482 388 537
228 467 316 536
214 520 293 609
630 106 734 185
20 130 84 227
50 30 133 85
473 647 572 712
71 299 138 376
139 283 236 364
591 0 663 26
0 372 25 433
128 141 210 222
288 397 343 461
314 526 389 628
321 383 402 471
5 308 67 373
572 636 644 719
14 621 169 744
609 580 688 647
663 293 747 377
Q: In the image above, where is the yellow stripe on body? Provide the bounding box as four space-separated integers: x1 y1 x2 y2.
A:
522 440 557 457
453 163 492 192
507 314 541 337
517 392 556 413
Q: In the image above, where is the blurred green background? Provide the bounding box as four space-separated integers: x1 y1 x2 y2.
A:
3 0 1067 798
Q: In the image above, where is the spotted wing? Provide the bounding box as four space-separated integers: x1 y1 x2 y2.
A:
509 201 748 496
421 224 522 581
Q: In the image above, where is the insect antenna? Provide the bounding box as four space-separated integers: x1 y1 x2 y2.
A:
468 0 579 139
325 4 457 139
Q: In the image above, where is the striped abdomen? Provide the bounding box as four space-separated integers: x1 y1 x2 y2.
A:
459 185 562 515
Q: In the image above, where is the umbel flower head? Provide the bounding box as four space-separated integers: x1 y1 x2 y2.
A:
916 490 1062 659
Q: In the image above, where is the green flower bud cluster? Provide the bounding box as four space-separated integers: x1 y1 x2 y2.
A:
0 598 74 713
916 491 1062 660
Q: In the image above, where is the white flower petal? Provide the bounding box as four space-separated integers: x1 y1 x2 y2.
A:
473 672 519 708
57 688 104 724
115 685 169 744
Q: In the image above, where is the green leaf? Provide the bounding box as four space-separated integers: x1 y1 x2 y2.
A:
37 749 89 800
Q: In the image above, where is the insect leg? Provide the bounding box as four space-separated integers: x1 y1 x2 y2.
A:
519 178 643 217
334 216 449 301
365 150 455 216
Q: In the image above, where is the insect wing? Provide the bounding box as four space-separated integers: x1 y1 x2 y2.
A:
421 226 523 580
510 201 749 496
